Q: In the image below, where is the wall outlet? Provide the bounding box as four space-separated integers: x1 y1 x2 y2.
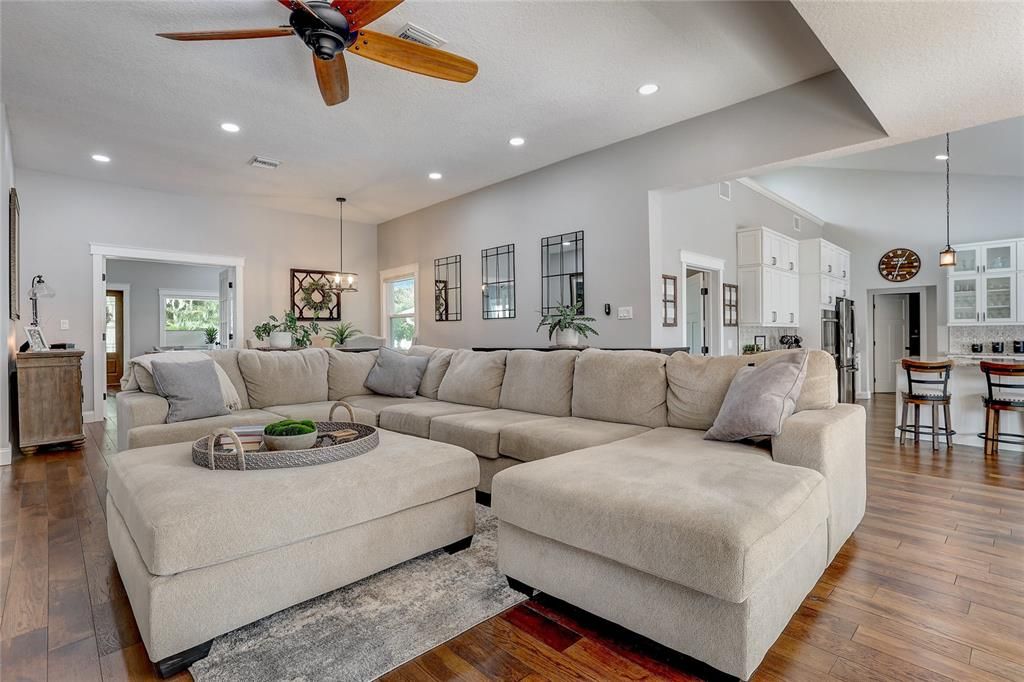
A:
617 306 633 320
60 319 70 330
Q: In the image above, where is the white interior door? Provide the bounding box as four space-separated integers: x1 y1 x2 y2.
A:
873 294 908 393
218 267 234 348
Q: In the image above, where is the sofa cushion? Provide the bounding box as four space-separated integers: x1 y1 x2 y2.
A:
571 349 667 428
265 401 375 426
667 350 836 431
492 427 828 603
342 394 429 425
437 350 508 408
326 349 377 400
364 347 429 398
408 345 454 399
106 430 479 576
498 350 577 416
125 409 283 450
150 358 229 423
237 349 328 408
378 401 489 439
499 417 648 463
705 351 809 441
430 409 558 459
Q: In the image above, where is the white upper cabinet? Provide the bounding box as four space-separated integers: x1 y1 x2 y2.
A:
736 227 801 327
946 238 1023 324
737 227 799 272
953 241 1017 274
799 238 850 281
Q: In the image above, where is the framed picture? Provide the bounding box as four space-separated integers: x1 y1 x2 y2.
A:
9 188 19 321
753 334 767 351
24 325 47 351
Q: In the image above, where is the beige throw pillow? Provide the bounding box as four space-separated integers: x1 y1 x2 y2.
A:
705 351 809 442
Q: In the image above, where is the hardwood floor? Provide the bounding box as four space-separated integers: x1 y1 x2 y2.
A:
2 394 1022 681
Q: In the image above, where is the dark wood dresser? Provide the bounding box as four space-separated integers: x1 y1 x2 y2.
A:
15 350 86 454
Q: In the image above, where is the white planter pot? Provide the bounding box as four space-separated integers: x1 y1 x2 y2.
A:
269 331 293 349
554 328 579 347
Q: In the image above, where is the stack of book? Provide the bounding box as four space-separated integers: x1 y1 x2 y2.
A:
217 425 267 452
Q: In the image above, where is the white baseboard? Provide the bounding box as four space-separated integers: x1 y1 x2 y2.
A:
0 447 11 466
83 410 104 424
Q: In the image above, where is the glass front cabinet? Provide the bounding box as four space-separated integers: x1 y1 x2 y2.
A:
946 238 1022 325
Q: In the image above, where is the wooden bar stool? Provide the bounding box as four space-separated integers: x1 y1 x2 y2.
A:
978 361 1024 455
898 359 955 451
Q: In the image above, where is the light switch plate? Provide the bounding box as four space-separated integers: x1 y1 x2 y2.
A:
60 319 70 330
617 306 633 320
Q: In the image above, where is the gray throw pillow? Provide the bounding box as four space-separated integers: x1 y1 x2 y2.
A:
704 351 809 442
150 358 230 424
364 347 429 398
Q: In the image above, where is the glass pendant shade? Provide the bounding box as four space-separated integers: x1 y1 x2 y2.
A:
334 271 359 292
30 275 55 299
938 133 956 268
939 245 957 267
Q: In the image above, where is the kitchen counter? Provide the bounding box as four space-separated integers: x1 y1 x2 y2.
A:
895 355 1023 452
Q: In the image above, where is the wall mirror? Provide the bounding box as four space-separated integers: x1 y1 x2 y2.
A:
434 255 462 321
541 230 584 314
481 244 516 319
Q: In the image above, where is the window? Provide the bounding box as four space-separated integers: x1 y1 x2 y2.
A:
385 277 416 349
159 289 219 347
661 275 678 327
105 295 119 352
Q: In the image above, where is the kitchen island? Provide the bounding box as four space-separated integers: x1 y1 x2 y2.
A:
895 354 1023 453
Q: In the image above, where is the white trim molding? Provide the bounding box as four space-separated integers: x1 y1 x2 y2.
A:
736 177 826 227
678 250 727 356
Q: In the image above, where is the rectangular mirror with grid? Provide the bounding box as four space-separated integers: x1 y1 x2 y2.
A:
434 255 462 322
481 244 516 319
541 231 584 314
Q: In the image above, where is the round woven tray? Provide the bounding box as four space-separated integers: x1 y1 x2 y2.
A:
191 401 379 471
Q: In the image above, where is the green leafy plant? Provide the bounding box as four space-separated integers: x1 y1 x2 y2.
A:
264 419 316 437
536 301 598 341
203 326 219 345
324 321 362 347
252 312 321 348
742 344 763 355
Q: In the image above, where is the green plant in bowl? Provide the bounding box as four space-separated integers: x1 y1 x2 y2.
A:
263 419 318 451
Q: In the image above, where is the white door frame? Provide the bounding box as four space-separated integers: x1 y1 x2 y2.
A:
379 263 419 346
865 284 932 400
104 282 132 379
679 250 726 355
90 243 245 422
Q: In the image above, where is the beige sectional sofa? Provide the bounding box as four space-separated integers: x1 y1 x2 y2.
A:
114 344 866 679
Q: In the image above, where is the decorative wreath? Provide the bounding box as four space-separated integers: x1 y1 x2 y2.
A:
300 280 336 315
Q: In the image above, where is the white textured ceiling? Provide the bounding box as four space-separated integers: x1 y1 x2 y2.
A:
2 0 837 223
804 116 1024 177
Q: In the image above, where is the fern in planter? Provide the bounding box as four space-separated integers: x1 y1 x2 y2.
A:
324 321 362 348
536 302 598 346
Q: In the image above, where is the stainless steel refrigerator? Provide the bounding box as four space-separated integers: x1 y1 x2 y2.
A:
835 297 857 403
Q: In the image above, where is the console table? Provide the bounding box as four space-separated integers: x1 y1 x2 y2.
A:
15 350 86 454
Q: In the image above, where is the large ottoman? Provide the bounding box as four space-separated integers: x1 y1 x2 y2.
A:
492 427 830 681
106 430 479 676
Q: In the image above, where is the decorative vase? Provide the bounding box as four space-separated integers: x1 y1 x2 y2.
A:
263 430 318 452
269 331 293 349
555 328 579 347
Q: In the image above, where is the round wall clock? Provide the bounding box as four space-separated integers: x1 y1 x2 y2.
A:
877 248 921 282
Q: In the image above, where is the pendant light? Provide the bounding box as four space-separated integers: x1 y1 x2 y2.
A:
333 197 359 292
938 133 957 267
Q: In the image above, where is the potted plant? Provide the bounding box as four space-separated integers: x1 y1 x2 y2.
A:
324 321 362 348
203 326 219 349
537 301 598 347
253 312 321 349
742 344 763 355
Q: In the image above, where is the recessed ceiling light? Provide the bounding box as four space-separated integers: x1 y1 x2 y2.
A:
91 154 111 163
508 136 525 147
935 154 949 161
562 241 572 246
428 172 443 180
637 83 659 96
220 122 241 133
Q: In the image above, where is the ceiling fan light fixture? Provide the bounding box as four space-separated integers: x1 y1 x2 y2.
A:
637 83 659 96
220 122 241 133
91 154 111 163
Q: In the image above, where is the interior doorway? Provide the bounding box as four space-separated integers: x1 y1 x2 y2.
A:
104 286 129 392
872 292 919 393
685 269 709 356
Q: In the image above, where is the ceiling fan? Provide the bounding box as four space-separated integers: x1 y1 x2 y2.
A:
157 0 478 106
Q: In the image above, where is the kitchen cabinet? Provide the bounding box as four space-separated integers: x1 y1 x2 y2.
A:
737 227 799 272
737 266 799 327
799 238 850 282
1019 273 1024 322
952 240 1017 275
946 238 1022 325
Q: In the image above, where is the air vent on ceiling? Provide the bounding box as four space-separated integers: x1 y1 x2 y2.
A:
248 155 281 170
718 181 731 201
395 23 446 48
793 216 802 232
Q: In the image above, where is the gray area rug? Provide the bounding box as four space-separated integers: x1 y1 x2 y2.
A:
190 503 526 682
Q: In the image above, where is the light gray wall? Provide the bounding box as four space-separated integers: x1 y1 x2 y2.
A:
754 166 1024 395
105 260 223 358
14 169 378 415
1 103 14 462
377 70 885 349
651 181 823 352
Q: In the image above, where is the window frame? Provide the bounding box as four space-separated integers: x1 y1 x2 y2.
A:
380 268 418 350
158 288 220 346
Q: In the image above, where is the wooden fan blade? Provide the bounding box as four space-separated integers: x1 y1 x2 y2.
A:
348 29 477 83
313 52 350 105
330 1 403 30
157 27 294 41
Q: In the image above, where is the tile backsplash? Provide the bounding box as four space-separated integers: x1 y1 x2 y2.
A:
739 326 800 351
948 325 1024 353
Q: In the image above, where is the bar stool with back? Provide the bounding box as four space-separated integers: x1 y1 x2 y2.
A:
978 361 1024 455
897 358 955 451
